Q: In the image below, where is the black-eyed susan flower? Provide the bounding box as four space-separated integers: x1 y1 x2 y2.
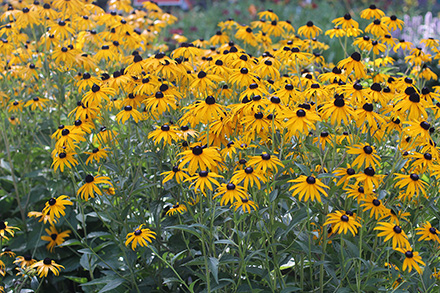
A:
8 100 24 113
14 254 36 268
354 167 383 191
77 174 113 201
378 208 410 226
52 151 78 172
365 19 389 37
186 170 223 195
346 143 381 169
393 173 428 198
288 175 328 203
214 182 248 206
232 197 258 213
395 247 425 274
143 91 177 118
404 120 431 142
323 210 362 236
55 127 86 149
374 222 411 249
148 124 180 145
415 222 440 244
0 221 19 240
283 108 321 138
320 96 356 125
94 127 118 145
42 195 73 224
1 248 15 258
115 105 143 124
298 21 322 38
337 52 366 79
360 4 385 20
125 225 156 250
31 258 64 278
84 147 110 165
333 165 356 188
381 15 404 31
333 13 359 29
246 152 284 174
83 84 116 105
209 30 229 46
161 166 190 185
41 226 71 252
178 145 222 175
361 194 388 219
231 166 266 190
165 203 187 216
28 211 54 225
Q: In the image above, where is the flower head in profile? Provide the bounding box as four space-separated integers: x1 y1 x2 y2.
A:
416 222 440 244
31 258 64 278
125 225 156 250
324 210 362 236
337 52 366 79
298 21 322 38
161 166 190 184
165 203 187 216
360 4 385 20
14 254 36 268
0 221 19 240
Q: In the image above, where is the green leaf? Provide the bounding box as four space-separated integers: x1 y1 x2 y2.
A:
64 276 89 284
294 162 310 176
167 224 202 239
208 257 219 284
280 286 302 293
98 278 125 293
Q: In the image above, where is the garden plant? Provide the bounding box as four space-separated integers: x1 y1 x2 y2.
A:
0 0 440 292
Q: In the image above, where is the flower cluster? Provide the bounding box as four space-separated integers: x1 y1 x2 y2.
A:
1 0 440 291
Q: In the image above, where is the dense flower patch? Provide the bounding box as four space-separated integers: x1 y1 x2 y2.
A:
0 0 440 291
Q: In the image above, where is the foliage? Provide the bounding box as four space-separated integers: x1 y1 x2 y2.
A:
0 0 440 292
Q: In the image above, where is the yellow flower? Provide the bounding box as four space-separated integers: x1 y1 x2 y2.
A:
165 203 187 216
232 197 258 213
323 210 362 236
42 195 73 224
288 175 328 203
185 171 223 195
125 225 156 250
178 145 222 175
416 222 440 244
115 105 143 124
394 247 425 274
0 221 19 240
77 174 113 201
41 226 71 252
31 258 64 278
374 222 411 249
